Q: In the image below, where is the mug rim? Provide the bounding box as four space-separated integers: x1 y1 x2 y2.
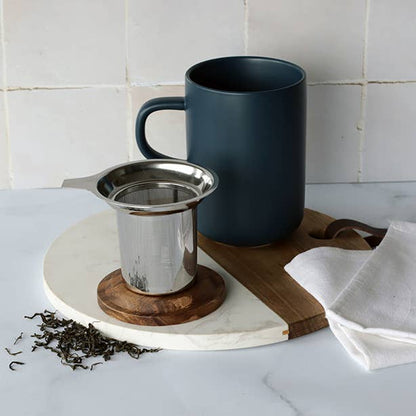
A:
185 56 306 95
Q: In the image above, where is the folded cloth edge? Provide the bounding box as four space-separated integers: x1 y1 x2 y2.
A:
327 220 416 343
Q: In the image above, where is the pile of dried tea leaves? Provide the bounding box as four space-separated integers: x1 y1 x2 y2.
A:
5 310 159 371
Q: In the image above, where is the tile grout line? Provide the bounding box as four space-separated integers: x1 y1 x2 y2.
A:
358 84 368 181
367 79 416 84
306 179 416 185
307 79 416 86
0 0 13 188
124 0 129 87
2 79 416 92
130 81 184 87
127 89 134 161
357 0 371 182
6 84 127 91
244 0 248 54
308 80 365 86
362 0 371 80
124 0 134 161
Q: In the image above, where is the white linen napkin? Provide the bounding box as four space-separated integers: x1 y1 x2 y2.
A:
284 221 416 370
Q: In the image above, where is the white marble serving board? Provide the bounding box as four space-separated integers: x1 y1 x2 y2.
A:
43 210 288 350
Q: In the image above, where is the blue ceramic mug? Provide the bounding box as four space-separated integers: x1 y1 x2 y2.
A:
136 56 306 246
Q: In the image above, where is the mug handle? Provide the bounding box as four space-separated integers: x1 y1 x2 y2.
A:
135 97 185 159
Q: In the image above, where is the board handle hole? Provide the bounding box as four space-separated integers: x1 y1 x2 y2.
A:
308 229 331 240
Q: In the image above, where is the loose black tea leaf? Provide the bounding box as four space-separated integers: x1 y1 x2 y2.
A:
90 362 103 371
13 332 23 345
9 361 25 371
60 359 89 371
22 310 159 371
5 347 22 356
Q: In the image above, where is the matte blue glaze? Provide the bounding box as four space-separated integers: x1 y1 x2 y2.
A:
136 56 306 246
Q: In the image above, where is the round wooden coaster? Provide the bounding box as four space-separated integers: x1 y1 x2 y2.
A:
97 265 226 326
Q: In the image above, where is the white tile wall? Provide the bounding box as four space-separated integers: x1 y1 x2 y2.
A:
130 86 186 160
0 0 416 189
363 84 416 181
0 3 7 188
307 85 361 183
128 0 244 84
0 92 10 188
0 4 3 91
4 0 125 86
248 0 366 82
367 0 416 80
8 88 128 188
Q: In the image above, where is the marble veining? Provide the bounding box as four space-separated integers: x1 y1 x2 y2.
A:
262 373 304 416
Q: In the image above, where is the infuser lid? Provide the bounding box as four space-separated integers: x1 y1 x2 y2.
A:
62 159 218 214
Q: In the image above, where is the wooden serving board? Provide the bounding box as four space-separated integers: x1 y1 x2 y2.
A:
198 208 371 339
44 210 291 351
44 208 370 350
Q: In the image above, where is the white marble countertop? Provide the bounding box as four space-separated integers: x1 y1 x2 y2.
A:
2 183 416 416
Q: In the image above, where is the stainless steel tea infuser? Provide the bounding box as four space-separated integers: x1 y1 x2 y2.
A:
62 159 218 295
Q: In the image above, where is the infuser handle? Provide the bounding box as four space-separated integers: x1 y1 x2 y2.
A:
136 97 186 159
61 174 97 192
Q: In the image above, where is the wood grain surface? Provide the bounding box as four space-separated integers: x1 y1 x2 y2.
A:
97 265 226 326
198 208 371 339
